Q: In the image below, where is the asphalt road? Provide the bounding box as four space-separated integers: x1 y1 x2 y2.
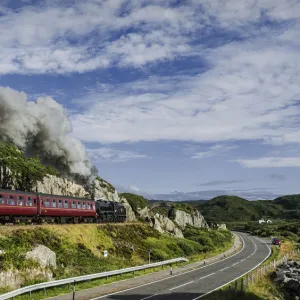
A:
90 232 271 300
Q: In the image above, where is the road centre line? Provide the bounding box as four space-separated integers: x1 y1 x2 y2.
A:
90 233 245 300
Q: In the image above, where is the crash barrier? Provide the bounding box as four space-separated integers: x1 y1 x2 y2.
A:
0 257 188 300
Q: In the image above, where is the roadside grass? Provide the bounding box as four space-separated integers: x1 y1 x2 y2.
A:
0 224 236 300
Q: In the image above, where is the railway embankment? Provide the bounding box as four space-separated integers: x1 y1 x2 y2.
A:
0 223 233 294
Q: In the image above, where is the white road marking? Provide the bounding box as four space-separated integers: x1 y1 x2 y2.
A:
199 272 216 279
140 294 159 300
90 233 245 300
191 234 272 300
219 266 230 272
169 280 194 291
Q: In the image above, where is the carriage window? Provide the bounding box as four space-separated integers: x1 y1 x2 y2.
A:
58 200 63 208
0 195 4 205
64 200 68 208
17 196 24 206
44 199 50 207
77 202 81 209
52 200 56 208
8 196 15 205
26 197 33 206
71 201 76 209
34 199 36 205
82 202 86 209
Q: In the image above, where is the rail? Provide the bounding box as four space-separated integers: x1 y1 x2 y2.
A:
0 257 188 300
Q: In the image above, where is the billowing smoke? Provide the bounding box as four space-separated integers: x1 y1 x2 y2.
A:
0 86 94 179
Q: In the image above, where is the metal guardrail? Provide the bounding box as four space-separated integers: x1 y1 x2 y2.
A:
0 257 188 300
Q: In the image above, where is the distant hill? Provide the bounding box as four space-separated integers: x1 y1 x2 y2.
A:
150 194 300 222
273 195 300 210
180 195 285 222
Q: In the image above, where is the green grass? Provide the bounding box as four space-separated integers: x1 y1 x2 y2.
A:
0 223 235 299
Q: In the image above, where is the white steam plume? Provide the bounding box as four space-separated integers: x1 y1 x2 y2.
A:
0 86 92 177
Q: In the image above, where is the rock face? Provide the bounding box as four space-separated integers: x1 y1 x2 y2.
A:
35 175 88 198
25 245 57 269
0 268 52 289
172 209 209 230
209 223 227 230
151 214 184 238
272 260 300 297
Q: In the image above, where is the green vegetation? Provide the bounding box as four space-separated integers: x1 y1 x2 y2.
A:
95 176 115 193
245 221 300 243
0 223 234 298
120 193 148 213
273 194 300 210
0 142 57 191
180 195 293 223
172 203 195 215
183 225 233 252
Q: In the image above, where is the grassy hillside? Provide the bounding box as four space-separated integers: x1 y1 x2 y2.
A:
188 195 284 222
0 223 233 289
273 194 300 210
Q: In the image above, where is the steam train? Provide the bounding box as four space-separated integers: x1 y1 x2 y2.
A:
0 188 127 224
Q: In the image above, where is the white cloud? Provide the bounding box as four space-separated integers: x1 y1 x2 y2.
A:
235 157 300 168
191 144 236 159
2 1 300 74
87 147 147 163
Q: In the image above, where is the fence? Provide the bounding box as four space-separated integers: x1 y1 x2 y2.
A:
0 257 188 300
202 248 300 299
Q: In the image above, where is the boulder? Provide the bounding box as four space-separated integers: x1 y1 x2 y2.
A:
25 245 56 269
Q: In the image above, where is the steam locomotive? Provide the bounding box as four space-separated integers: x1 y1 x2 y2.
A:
0 188 126 224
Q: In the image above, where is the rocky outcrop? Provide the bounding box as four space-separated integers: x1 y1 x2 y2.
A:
209 223 227 230
151 214 183 238
0 268 52 289
272 260 300 298
25 245 56 269
35 175 88 198
172 209 209 230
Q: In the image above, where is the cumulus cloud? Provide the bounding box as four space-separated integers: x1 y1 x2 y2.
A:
196 180 244 186
191 144 237 159
87 147 147 163
235 157 300 168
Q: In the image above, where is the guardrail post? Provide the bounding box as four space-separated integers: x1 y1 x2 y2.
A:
170 265 173 275
44 288 46 296
106 275 108 281
73 280 76 300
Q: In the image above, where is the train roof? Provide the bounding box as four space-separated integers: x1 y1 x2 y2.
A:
0 188 36 195
0 188 120 203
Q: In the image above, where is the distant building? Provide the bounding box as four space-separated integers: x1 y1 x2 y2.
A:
258 218 273 224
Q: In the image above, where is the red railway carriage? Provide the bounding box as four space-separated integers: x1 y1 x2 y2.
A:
38 193 96 223
0 189 97 224
0 189 38 223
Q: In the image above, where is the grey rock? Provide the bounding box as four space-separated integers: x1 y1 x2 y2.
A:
25 245 56 269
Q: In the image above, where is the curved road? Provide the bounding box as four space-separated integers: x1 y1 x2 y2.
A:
90 232 271 300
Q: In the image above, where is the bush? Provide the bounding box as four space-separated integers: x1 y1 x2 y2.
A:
119 193 148 213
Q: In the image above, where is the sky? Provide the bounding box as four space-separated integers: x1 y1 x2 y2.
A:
1 0 300 200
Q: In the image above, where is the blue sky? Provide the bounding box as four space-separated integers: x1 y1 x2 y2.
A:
1 0 300 200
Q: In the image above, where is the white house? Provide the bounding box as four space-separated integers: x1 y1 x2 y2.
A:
258 218 273 224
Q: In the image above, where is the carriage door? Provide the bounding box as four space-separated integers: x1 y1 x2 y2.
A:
37 195 42 215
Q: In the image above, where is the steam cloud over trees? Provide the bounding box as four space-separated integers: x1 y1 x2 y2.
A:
0 86 94 178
